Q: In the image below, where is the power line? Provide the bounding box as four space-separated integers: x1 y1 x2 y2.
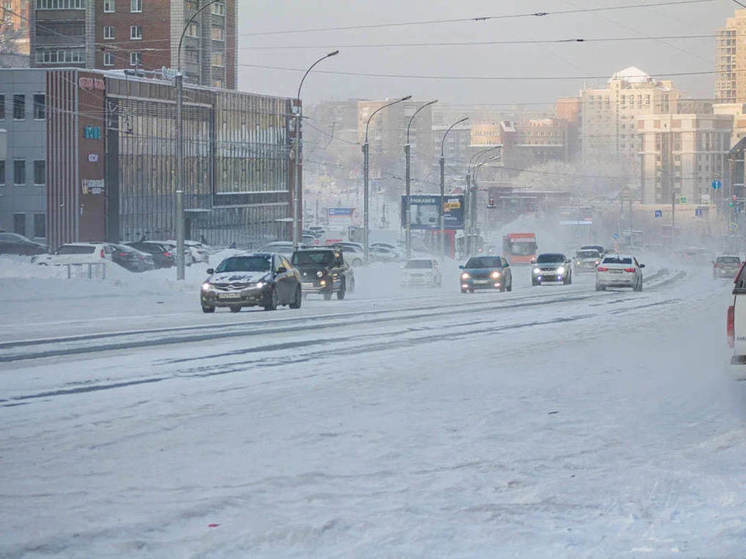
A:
240 33 718 51
240 64 716 81
240 0 714 36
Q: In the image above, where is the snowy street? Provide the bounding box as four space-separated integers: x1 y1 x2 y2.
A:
1 261 745 557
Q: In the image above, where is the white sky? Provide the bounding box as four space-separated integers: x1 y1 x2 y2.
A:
237 0 735 106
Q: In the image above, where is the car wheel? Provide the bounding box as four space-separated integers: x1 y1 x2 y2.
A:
595 282 605 291
461 288 468 294
201 305 215 313
289 285 302 309
634 279 643 292
507 279 512 292
229 305 241 313
264 288 278 311
323 289 333 301
349 277 355 293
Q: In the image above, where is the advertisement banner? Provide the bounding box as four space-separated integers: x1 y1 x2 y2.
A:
401 195 464 230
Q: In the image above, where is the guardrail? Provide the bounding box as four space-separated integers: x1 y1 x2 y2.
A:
64 262 106 280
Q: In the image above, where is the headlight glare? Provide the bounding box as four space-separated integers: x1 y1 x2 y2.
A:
461 272 471 280
557 266 566 275
491 271 501 279
316 270 324 278
201 282 212 291
533 267 541 274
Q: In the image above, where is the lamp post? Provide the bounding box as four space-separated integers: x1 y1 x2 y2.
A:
363 95 411 263
404 99 437 260
440 117 468 257
465 146 501 256
293 50 339 250
174 0 221 280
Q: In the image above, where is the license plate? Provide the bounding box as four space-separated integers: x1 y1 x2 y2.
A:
474 279 490 284
218 292 242 300
609 269 623 274
302 282 314 289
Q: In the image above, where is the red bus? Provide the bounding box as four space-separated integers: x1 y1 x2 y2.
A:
503 233 537 265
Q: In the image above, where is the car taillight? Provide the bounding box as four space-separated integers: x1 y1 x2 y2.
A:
624 267 635 273
597 266 608 272
728 305 735 348
164 251 172 257
100 248 105 258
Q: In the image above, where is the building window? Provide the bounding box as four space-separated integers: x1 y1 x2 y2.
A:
33 94 45 120
187 22 199 37
14 160 26 185
0 94 4 119
103 0 114 12
103 25 114 39
33 160 45 185
0 160 5 185
212 79 224 88
185 47 198 64
130 51 142 66
36 0 84 8
34 214 45 238
14 214 25 236
212 51 224 66
35 48 85 64
211 2 225 15
13 94 24 119
130 25 142 40
103 51 114 66
130 0 141 12
211 25 224 41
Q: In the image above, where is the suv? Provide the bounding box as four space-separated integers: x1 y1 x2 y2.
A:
713 255 741 279
32 242 115 266
291 248 354 300
531 253 573 285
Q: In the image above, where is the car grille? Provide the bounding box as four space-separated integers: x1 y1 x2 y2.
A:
212 282 253 291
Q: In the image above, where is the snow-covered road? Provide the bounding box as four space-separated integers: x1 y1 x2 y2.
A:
1 260 745 557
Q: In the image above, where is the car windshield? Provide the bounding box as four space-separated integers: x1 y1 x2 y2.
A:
576 250 600 258
215 256 271 273
717 256 740 264
465 257 501 268
602 256 633 265
508 242 537 255
57 245 95 254
292 251 335 266
405 260 433 269
537 254 565 263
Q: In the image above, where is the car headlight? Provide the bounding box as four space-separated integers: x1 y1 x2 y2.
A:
316 270 324 278
491 271 501 279
533 267 541 274
255 282 265 289
557 266 565 275
320 280 327 287
201 282 212 291
461 272 471 280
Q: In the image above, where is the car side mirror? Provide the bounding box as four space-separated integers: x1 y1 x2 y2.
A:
458 265 464 269
206 268 214 274
530 258 536 264
639 264 645 268
277 266 287 274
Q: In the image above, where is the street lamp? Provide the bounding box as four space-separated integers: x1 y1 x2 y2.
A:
465 146 501 256
174 0 222 280
363 95 411 262
404 99 437 259
293 50 339 250
440 116 468 257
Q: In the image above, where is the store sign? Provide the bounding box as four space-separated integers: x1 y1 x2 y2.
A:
88 153 99 163
83 126 101 139
82 179 105 194
79 77 105 91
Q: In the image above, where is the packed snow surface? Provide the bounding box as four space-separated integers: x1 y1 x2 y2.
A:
0 253 745 557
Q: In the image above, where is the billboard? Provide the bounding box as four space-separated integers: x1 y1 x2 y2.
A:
401 195 465 230
327 207 357 227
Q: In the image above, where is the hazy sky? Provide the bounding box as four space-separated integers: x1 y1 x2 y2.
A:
237 0 735 107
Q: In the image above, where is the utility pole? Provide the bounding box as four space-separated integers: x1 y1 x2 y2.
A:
363 95 411 263
404 99 437 260
440 116 468 258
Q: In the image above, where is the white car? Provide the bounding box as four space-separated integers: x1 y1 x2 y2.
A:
595 254 645 291
261 241 296 256
166 240 209 264
401 258 442 287
32 242 115 266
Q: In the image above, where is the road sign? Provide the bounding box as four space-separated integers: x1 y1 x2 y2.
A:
654 209 663 218
712 179 722 190
680 196 687 204
612 233 619 239
695 208 704 217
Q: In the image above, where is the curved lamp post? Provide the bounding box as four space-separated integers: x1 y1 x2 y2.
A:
404 99 437 259
465 146 502 256
363 95 411 262
292 50 339 250
439 116 468 257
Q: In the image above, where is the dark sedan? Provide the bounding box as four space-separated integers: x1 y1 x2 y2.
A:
111 244 155 272
532 253 573 285
125 241 175 269
0 232 46 256
200 253 302 313
459 256 513 293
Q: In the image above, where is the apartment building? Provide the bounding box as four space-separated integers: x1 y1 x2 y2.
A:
29 0 235 88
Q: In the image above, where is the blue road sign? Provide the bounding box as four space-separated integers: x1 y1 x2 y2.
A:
654 209 663 218
712 179 722 190
695 208 704 217
612 233 619 239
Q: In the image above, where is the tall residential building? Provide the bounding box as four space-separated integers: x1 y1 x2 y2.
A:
580 66 680 163
29 0 236 88
638 113 732 205
714 9 746 103
1 0 30 60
